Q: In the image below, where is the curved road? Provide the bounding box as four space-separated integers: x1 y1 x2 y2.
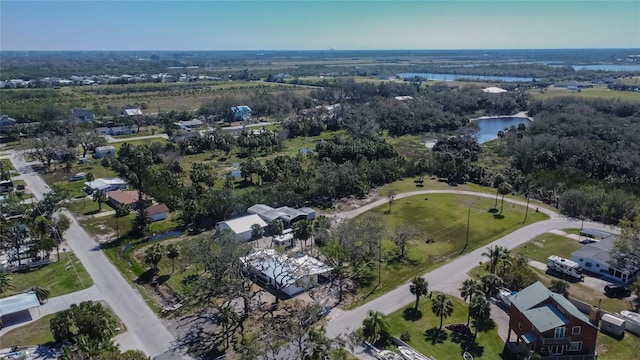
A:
7 152 188 359
325 190 619 340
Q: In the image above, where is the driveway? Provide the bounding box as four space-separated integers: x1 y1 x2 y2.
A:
324 190 619 344
8 152 190 359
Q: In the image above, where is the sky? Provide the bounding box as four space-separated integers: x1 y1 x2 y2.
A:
1 1 639 51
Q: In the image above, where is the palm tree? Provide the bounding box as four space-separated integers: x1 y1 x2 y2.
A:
550 279 570 298
409 276 429 311
480 273 504 297
30 286 50 304
482 245 511 274
361 310 389 344
219 306 240 349
144 243 164 271
470 295 491 340
0 269 13 294
293 219 313 250
92 189 107 211
251 223 264 241
85 172 94 183
460 279 483 325
166 243 180 273
431 294 454 330
498 182 512 215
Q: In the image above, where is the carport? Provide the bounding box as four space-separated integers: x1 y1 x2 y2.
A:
0 292 41 329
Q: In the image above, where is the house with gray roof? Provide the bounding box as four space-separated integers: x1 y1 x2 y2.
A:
0 115 17 132
572 231 637 284
247 204 315 227
507 281 598 360
70 108 95 122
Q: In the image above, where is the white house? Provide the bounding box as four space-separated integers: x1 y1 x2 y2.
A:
123 108 143 117
145 203 170 222
93 145 116 159
174 119 203 130
96 126 133 136
482 87 508 94
240 249 333 297
216 214 268 241
84 178 127 194
572 231 638 283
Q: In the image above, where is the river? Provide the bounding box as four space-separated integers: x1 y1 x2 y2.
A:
396 72 537 82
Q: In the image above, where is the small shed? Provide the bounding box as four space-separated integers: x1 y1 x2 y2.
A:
600 313 625 338
145 203 170 222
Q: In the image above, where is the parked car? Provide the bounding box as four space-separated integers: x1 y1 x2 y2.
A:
16 184 25 190
69 172 86 182
604 283 631 298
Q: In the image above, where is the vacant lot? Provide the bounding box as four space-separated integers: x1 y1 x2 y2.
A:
3 253 93 298
513 233 582 263
528 85 640 102
351 193 549 306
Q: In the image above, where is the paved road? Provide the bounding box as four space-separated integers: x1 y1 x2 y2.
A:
325 190 619 341
8 152 188 359
104 133 169 143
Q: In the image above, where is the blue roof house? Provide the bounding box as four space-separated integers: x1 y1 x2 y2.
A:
230 106 252 121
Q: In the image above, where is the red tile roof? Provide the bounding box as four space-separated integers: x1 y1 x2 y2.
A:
145 203 169 216
107 190 141 205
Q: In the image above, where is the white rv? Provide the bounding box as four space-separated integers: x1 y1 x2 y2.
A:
547 255 584 281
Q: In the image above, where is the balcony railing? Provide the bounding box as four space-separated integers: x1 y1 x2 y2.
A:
541 336 572 345
542 354 597 360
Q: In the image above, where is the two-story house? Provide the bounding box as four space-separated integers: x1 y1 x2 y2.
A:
507 281 598 360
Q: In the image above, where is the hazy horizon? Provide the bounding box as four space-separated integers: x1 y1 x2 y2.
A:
1 1 639 51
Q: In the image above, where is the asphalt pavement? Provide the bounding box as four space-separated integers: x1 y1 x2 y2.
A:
8 152 189 359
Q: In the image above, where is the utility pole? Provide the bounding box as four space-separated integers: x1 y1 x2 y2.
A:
523 193 530 224
378 235 382 286
464 207 471 251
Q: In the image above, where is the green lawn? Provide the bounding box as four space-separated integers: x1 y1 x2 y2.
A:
512 233 582 263
111 138 168 152
383 292 505 360
597 330 640 360
351 194 549 307
0 313 56 347
2 253 93 298
1 158 15 172
528 85 640 102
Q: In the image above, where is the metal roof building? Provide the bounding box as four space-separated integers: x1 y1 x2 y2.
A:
217 214 268 241
0 292 40 317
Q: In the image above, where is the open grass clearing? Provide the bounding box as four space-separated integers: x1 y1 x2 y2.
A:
383 292 504 360
0 313 56 347
111 138 168 152
350 193 549 307
528 85 640 102
1 158 15 172
596 329 640 360
512 233 582 263
2 253 93 298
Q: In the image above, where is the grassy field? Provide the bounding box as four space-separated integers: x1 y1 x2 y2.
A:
0 313 56 347
2 253 93 298
512 233 582 263
111 138 168 152
350 193 549 307
1 158 15 172
597 329 640 360
528 85 640 102
383 292 505 360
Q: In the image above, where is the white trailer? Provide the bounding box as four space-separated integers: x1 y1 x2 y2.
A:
547 255 584 281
